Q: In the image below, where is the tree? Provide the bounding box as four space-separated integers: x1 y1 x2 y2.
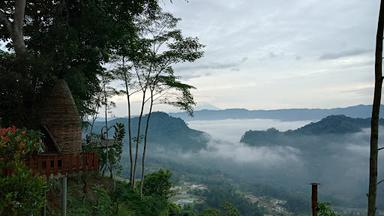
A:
111 8 203 191
112 35 145 184
0 0 159 127
0 162 47 215
99 71 119 138
84 122 125 178
223 202 241 216
0 0 26 58
115 59 135 184
141 169 173 198
107 123 125 178
131 9 204 194
199 209 221 216
0 127 47 215
368 0 384 215
317 202 339 216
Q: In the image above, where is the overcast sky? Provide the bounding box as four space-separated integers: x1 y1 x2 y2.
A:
111 0 379 115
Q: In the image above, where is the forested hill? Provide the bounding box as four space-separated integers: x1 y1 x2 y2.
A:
91 112 209 152
170 104 384 121
240 115 384 146
293 115 383 135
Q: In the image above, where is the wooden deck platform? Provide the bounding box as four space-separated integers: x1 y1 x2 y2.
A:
2 152 99 177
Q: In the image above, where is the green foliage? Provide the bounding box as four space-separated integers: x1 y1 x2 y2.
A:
63 170 250 216
0 126 44 160
114 169 176 216
113 7 204 116
66 170 177 215
67 177 118 216
116 181 170 216
93 112 209 152
168 203 183 215
67 196 91 216
199 208 221 216
223 202 241 216
158 75 196 115
111 123 126 168
0 127 47 215
142 169 173 198
106 123 125 177
92 186 115 216
85 123 125 177
176 203 241 216
0 0 159 127
139 8 203 114
0 162 47 216
318 202 340 216
192 180 264 216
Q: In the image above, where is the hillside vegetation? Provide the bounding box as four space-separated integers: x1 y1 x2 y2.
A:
91 112 209 152
241 115 384 146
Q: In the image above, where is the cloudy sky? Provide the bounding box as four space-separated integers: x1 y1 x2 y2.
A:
110 0 379 116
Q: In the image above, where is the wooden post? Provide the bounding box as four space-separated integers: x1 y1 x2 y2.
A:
54 156 58 176
76 154 80 172
62 175 67 216
45 158 50 177
311 183 319 216
40 191 47 216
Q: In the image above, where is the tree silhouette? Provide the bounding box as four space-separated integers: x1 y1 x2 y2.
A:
368 0 384 215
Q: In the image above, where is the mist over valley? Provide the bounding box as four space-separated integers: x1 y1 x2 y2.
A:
90 106 384 214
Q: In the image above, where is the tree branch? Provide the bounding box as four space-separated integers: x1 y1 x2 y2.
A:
378 179 384 185
128 89 142 96
145 87 171 103
14 0 26 31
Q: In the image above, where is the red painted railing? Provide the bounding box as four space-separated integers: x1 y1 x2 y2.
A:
20 152 99 177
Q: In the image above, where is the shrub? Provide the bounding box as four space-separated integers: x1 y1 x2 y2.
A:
0 127 47 215
142 169 173 198
0 126 44 161
0 161 47 215
318 202 339 216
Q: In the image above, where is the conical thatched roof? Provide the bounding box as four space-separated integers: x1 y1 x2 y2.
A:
41 79 82 154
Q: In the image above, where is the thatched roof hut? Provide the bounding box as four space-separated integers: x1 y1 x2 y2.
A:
40 79 82 154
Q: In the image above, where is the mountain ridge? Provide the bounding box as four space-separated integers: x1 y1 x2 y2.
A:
240 115 384 146
170 104 384 121
91 112 209 152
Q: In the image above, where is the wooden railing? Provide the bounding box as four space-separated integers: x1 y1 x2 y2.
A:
22 152 99 177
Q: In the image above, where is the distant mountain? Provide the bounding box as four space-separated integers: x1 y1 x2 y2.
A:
240 115 384 146
91 112 209 152
293 115 373 135
194 103 221 111
170 104 384 121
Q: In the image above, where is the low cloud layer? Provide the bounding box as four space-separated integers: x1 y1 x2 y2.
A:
199 139 301 166
157 119 384 208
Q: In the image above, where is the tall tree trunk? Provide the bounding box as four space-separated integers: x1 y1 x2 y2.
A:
140 89 154 197
368 1 384 215
104 84 108 135
0 0 27 58
11 26 26 58
132 90 147 189
103 82 110 177
13 0 26 57
122 58 134 185
90 115 97 134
